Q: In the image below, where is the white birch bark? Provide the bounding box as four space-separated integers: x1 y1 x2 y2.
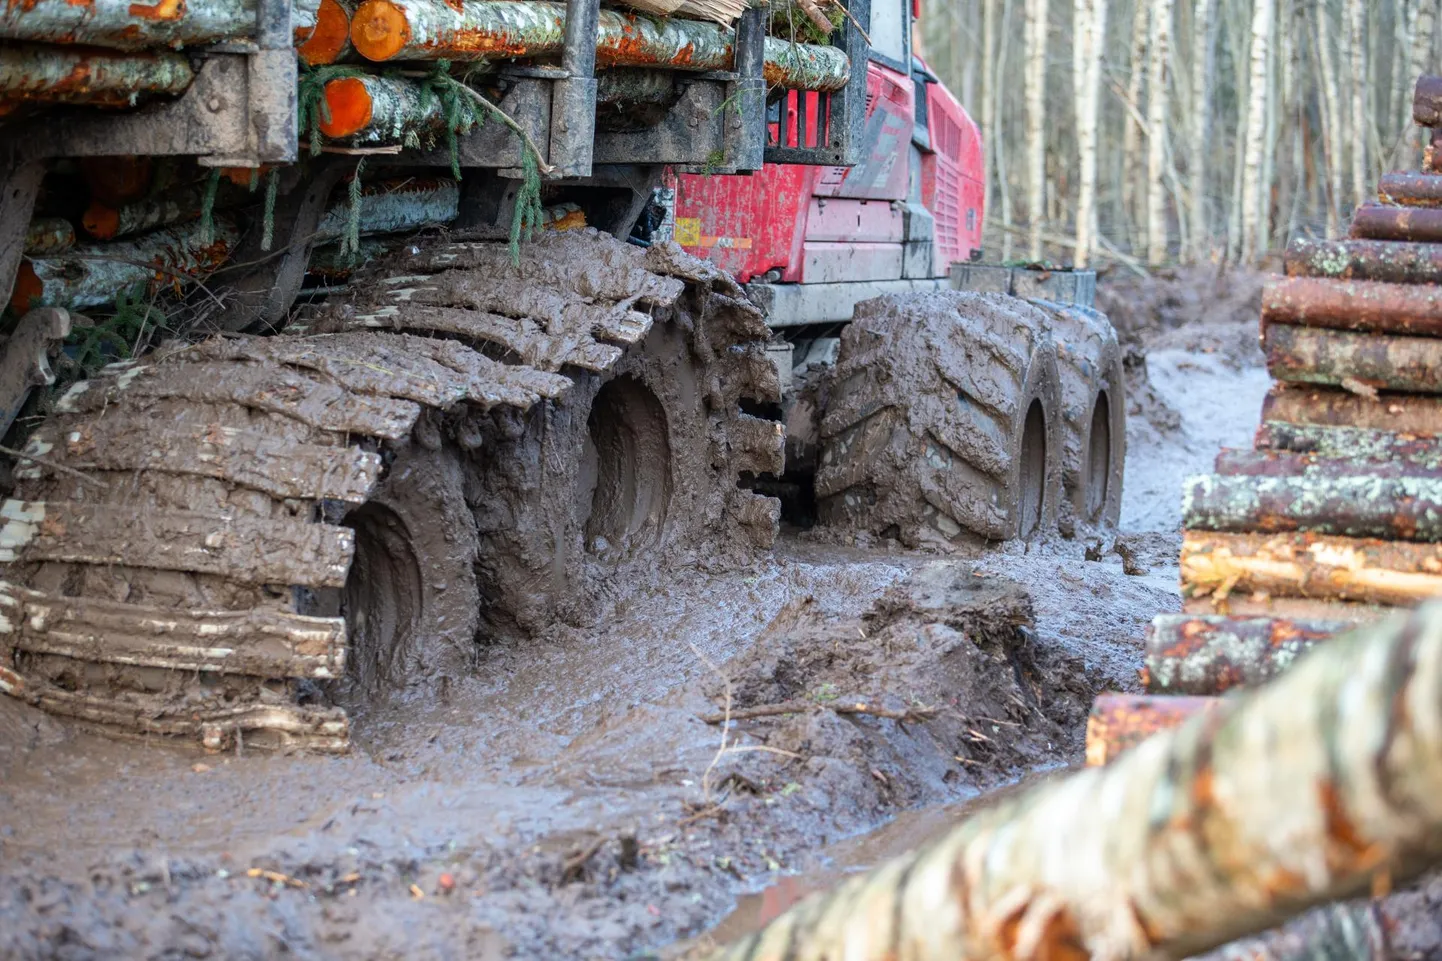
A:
1122 0 1149 244
1072 0 1106 267
1145 0 1173 264
1189 0 1216 260
1023 0 1047 260
1315 2 1344 235
1240 0 1273 262
1345 0 1367 210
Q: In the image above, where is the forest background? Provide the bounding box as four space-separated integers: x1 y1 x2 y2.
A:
916 0 1440 267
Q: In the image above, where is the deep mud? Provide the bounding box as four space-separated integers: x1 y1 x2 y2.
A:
2 266 1434 960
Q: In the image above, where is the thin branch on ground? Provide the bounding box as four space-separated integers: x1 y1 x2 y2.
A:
0 442 108 489
698 700 937 724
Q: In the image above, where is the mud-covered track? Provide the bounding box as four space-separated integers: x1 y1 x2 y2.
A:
0 229 784 753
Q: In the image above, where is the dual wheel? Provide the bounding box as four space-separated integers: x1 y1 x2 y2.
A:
813 291 1124 548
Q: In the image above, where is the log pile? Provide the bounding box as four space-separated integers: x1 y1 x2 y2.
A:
1088 75 1442 767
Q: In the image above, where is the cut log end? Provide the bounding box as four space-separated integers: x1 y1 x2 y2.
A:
319 76 374 138
298 0 354 65
10 259 42 314
350 0 411 61
82 203 121 241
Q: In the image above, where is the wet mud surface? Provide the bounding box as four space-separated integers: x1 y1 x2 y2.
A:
3 268 1436 959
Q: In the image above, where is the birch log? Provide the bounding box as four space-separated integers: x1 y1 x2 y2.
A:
1263 322 1442 394
1143 614 1349 696
704 600 1442 961
348 0 850 91
1145 0 1172 265
24 218 74 255
1239 0 1273 263
313 177 459 241
1255 421 1442 469
1261 275 1442 337
0 45 193 106
1184 471 1442 542
1084 693 1218 766
1260 384 1442 434
0 0 320 51
1180 529 1442 607
1285 237 1442 286
10 218 239 313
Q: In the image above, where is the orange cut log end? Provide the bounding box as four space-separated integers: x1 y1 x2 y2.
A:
10 260 43 314
317 77 374 138
81 202 120 240
297 0 353 65
350 0 410 61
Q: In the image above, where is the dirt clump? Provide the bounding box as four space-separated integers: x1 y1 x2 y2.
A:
1095 262 1267 349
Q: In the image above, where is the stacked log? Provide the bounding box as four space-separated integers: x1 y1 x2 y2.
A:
1090 73 1442 765
10 217 240 312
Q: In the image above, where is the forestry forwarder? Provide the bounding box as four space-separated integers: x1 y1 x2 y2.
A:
0 0 1123 752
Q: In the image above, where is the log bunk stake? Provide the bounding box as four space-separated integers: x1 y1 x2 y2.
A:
1088 75 1442 781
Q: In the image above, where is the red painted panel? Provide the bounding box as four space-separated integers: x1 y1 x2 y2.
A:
919 61 984 266
804 198 904 243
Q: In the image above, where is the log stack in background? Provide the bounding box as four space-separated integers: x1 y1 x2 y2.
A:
1088 73 1442 764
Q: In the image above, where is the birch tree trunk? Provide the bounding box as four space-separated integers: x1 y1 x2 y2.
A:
1240 0 1273 263
1407 0 1438 168
1346 0 1368 210
1023 0 1047 260
981 0 996 234
1122 0 1149 247
1145 0 1173 264
995 0 1014 261
1316 2 1344 235
1189 0 1216 260
1258 0 1279 255
1073 0 1106 267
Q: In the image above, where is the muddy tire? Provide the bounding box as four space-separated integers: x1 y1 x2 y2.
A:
1034 301 1126 531
340 420 481 697
464 244 784 635
814 291 1064 547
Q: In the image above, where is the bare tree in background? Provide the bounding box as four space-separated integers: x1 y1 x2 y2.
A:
1189 0 1217 259
917 0 1441 269
1146 0 1174 263
1024 0 1048 259
1073 0 1106 266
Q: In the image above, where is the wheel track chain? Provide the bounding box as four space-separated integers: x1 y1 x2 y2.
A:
0 230 777 754
1093 73 1442 765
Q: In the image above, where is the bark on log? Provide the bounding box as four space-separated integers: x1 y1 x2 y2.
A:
1261 384 1442 434
1255 421 1442 468
10 217 239 313
704 600 1442 959
1284 237 1442 287
1350 202 1442 243
313 177 459 241
1183 471 1442 541
1180 529 1442 607
1214 447 1442 480
1378 172 1442 208
1182 594 1390 623
1262 323 1442 394
1143 614 1350 696
1261 275 1442 337
0 44 192 106
318 74 450 145
307 237 391 279
23 217 73 255
348 0 851 90
1414 73 1442 126
1084 693 1218 766
81 182 211 240
0 0 320 52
